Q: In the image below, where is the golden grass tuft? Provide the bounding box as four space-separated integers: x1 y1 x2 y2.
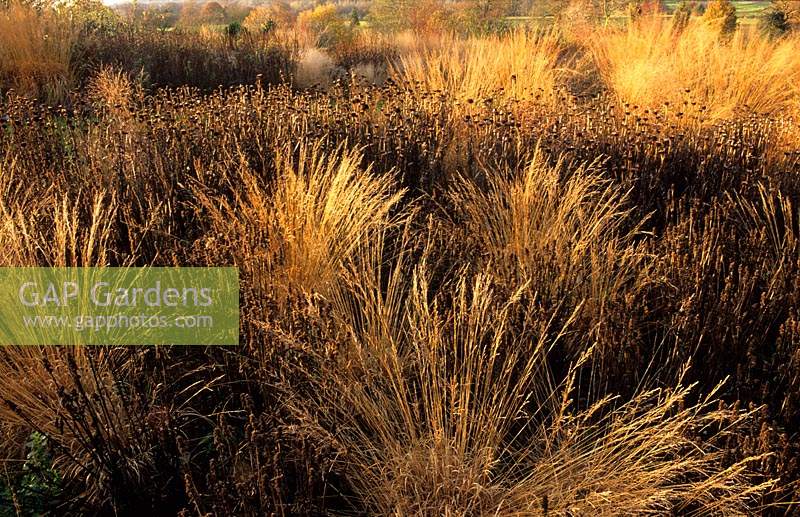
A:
448 150 651 357
392 30 566 106
591 16 800 121
86 66 141 118
0 3 75 102
301 261 773 515
0 164 116 267
196 142 404 305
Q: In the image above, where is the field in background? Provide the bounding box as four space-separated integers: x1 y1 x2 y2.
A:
511 1 772 24
665 1 771 13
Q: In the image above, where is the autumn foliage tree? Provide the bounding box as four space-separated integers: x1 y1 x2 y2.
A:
198 1 226 25
773 0 800 27
628 0 666 19
243 1 295 34
703 0 737 35
178 0 227 26
547 0 640 27
369 0 450 33
297 3 352 48
670 0 694 32
448 0 513 33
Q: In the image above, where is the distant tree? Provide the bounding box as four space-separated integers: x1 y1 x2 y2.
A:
242 2 296 33
369 0 449 33
759 4 791 38
297 3 352 47
773 0 800 26
703 0 737 36
223 1 251 23
672 0 697 32
556 0 596 30
59 0 121 34
458 0 513 33
595 0 638 24
641 0 665 15
350 7 360 26
529 0 569 18
140 6 179 30
465 0 513 21
548 0 639 26
198 1 227 25
627 0 665 20
177 1 197 27
297 3 337 34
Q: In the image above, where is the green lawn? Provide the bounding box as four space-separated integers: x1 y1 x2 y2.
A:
663 1 771 17
508 1 772 26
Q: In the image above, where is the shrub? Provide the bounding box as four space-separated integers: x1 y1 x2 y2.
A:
558 0 599 37
224 20 243 39
759 5 791 38
59 0 121 36
447 0 513 35
0 432 64 514
774 0 800 25
703 0 737 36
197 1 226 25
369 0 450 34
672 0 696 33
297 3 353 49
85 65 140 118
628 0 666 21
242 2 295 34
